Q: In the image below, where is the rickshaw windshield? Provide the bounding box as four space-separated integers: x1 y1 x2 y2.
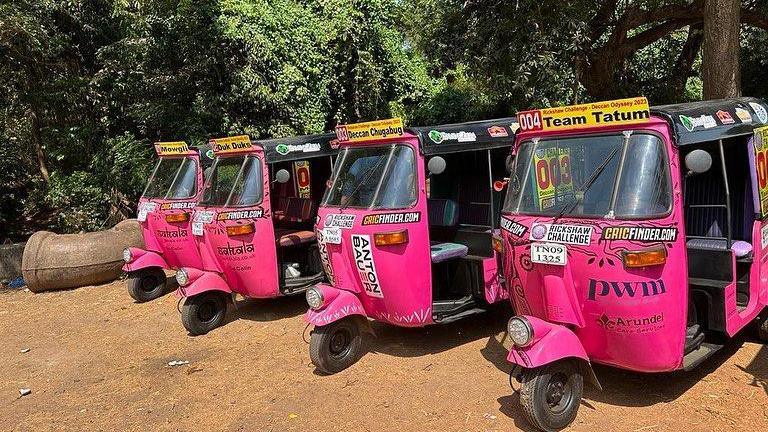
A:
503 133 671 218
322 144 417 210
199 155 263 207
142 157 198 200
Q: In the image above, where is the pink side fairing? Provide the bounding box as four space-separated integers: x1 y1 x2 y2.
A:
507 316 589 368
502 120 688 373
122 247 168 272
305 284 367 326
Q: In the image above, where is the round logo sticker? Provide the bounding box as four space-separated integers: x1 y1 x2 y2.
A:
531 224 547 240
325 214 333 227
750 102 768 123
276 144 289 155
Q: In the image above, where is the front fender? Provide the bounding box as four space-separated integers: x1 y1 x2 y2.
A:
507 315 589 367
123 248 168 272
176 268 232 298
305 284 367 327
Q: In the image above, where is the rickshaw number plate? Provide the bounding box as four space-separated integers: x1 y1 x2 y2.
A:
137 203 157 222
530 243 567 266
192 222 204 236
323 227 342 244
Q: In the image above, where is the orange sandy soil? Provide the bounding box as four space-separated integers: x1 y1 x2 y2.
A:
1 278 766 432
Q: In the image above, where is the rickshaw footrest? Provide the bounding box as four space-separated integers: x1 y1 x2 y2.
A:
682 342 723 371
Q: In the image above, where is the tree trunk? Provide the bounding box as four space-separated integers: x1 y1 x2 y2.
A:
702 0 741 99
28 107 50 183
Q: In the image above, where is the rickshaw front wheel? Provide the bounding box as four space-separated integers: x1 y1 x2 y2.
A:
126 268 167 302
309 317 363 374
519 359 583 432
181 291 228 335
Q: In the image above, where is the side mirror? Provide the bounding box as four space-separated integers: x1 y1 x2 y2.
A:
685 150 712 175
493 179 509 192
427 156 446 175
275 169 290 184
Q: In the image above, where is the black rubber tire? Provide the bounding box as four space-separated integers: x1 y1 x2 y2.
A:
758 315 768 342
126 268 167 302
309 318 363 374
181 292 228 335
519 360 584 432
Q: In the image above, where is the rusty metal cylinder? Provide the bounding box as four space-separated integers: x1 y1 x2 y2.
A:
22 220 144 292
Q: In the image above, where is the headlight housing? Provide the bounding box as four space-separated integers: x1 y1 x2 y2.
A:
122 248 132 263
508 316 534 347
306 287 324 310
175 269 190 287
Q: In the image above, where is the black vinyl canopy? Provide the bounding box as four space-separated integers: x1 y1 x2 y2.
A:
190 142 214 168
652 97 768 146
259 133 338 163
409 117 517 155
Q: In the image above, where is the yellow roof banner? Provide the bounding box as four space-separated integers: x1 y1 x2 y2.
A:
209 135 254 154
154 141 194 156
335 118 404 143
516 97 651 133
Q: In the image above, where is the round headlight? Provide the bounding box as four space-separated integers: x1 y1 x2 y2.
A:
306 287 324 310
122 248 132 263
508 316 533 347
175 269 190 287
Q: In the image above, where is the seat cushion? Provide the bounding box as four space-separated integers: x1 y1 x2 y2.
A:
686 238 753 258
274 197 315 223
427 199 459 227
430 242 468 263
277 229 316 247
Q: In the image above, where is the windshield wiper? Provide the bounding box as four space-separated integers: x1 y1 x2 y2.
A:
552 145 622 224
339 154 388 211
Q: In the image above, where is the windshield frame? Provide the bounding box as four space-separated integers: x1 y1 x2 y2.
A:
198 153 264 208
141 156 199 201
505 130 673 221
321 143 420 211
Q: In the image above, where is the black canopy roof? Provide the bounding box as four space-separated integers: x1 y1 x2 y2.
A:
409 117 517 155
190 142 214 168
652 97 768 146
258 133 338 163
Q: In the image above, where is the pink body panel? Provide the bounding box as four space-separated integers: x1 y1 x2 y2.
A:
177 267 232 297
186 150 281 299
725 220 768 335
502 120 689 373
134 154 205 271
122 247 168 272
305 284 367 326
507 316 589 367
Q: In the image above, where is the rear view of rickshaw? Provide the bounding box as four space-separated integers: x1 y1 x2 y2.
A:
498 97 768 431
304 117 515 374
174 134 337 334
123 141 213 302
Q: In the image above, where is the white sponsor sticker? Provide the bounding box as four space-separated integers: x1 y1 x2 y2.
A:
351 234 382 298
192 222 204 237
137 202 158 222
750 102 768 123
194 210 215 223
324 213 356 229
761 224 768 249
323 227 342 244
529 223 593 245
530 242 567 266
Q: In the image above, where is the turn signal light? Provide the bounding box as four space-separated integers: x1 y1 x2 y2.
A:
492 235 504 253
226 223 255 237
374 230 408 246
165 213 190 223
622 247 667 268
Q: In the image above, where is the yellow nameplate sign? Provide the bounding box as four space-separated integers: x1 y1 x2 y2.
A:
154 141 194 156
210 135 253 154
335 118 404 143
517 97 650 133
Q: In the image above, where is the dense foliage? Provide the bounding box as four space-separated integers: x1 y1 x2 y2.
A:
1 0 767 240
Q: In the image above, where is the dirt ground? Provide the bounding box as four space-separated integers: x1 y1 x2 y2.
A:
1 279 767 432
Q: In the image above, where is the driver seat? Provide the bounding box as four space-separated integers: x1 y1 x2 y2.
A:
428 199 468 263
274 197 316 247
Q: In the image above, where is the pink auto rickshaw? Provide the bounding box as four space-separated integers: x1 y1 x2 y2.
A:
499 97 768 431
123 141 213 302
174 134 337 335
304 117 516 374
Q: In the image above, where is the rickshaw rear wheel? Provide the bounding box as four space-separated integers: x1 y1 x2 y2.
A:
126 268 167 302
309 317 363 374
519 359 583 432
181 291 228 335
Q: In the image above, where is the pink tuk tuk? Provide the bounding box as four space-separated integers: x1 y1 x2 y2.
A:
174 134 337 335
499 97 768 431
304 117 516 374
123 141 213 302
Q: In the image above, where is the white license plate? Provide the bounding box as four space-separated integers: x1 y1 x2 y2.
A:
137 203 157 222
323 227 342 244
530 242 567 266
192 222 204 237
137 209 149 222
